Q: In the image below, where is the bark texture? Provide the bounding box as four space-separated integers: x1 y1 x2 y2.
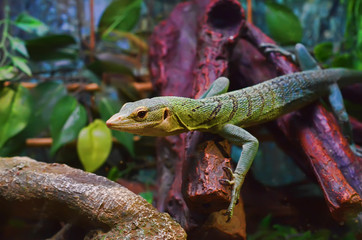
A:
0 157 186 240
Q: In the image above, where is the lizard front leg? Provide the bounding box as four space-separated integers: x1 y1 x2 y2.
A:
217 124 259 221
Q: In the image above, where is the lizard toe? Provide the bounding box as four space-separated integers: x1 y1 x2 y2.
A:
259 42 296 61
222 166 234 178
219 179 235 186
219 167 236 186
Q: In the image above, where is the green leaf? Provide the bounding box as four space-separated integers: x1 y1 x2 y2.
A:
10 37 29 57
266 1 303 45
107 166 122 181
81 69 101 84
0 66 17 81
331 54 354 68
87 59 134 77
139 191 153 204
314 42 333 63
259 214 272 230
11 56 31 76
0 130 27 157
26 34 77 61
50 95 87 155
107 163 135 180
98 0 142 35
25 82 67 137
97 97 135 156
77 119 112 172
0 85 32 148
273 224 297 236
15 12 49 36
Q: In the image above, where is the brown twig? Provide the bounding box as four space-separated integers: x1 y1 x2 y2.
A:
247 0 252 23
4 82 100 92
25 136 141 147
89 0 95 62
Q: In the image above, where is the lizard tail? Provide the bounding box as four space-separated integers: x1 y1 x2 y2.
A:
336 68 362 87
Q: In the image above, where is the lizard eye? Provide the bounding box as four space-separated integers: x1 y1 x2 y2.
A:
137 110 147 118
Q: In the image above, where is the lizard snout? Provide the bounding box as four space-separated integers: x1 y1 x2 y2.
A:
106 113 124 128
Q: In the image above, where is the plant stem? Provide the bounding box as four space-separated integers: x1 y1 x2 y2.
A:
89 0 95 62
0 0 10 66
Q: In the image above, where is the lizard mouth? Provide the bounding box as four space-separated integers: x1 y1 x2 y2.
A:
106 113 160 135
106 114 127 128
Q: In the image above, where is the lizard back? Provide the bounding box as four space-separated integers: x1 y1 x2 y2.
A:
171 69 357 130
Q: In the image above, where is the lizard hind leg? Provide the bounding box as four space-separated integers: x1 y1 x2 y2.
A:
259 42 296 62
199 77 230 99
294 44 362 157
328 84 362 157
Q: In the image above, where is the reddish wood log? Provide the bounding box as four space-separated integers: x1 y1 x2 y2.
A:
184 0 245 222
296 106 362 219
149 0 247 236
185 139 232 214
149 0 200 229
351 116 362 146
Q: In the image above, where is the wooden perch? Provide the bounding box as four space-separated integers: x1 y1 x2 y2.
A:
0 157 186 239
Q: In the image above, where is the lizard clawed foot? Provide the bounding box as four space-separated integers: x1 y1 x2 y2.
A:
219 167 235 186
219 167 244 222
223 209 233 222
260 43 296 62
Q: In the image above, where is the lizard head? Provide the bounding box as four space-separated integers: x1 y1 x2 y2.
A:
106 97 188 136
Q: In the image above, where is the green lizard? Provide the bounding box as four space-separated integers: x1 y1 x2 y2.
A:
106 46 362 220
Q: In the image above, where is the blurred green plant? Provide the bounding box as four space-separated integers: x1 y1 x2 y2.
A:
0 0 51 79
0 0 146 175
107 163 136 181
0 3 48 79
314 0 362 70
97 97 135 157
98 0 143 37
139 191 153 204
248 215 356 240
265 1 303 45
50 95 87 155
77 119 112 172
0 85 32 148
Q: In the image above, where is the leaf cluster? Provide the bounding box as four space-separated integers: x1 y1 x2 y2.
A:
0 0 147 177
0 9 49 79
248 215 356 240
314 0 362 70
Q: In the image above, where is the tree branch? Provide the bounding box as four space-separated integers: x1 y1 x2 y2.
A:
0 157 186 239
